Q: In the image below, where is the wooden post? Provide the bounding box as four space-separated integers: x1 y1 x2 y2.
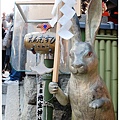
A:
52 2 63 83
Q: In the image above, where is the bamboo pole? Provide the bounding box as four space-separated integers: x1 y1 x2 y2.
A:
111 30 118 117
97 31 100 71
98 40 100 71
52 2 63 83
96 35 117 37
96 30 100 73
95 37 118 40
95 38 99 72
105 30 111 92
81 29 85 42
99 29 105 81
95 39 99 58
43 59 54 120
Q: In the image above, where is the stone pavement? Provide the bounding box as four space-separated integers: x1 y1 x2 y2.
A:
2 83 7 120
2 82 19 120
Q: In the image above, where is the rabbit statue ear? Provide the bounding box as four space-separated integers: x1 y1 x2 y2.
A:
71 12 82 42
85 0 102 45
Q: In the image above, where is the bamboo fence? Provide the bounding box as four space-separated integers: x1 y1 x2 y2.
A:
95 29 118 119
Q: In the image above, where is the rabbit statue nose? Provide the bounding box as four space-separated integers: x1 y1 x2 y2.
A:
72 63 85 68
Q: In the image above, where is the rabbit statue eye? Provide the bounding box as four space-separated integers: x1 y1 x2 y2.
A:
86 51 93 57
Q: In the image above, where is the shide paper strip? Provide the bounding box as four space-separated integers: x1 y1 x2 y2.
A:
49 0 77 40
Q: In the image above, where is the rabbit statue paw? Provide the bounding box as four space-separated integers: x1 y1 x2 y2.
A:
89 98 110 109
49 82 59 94
49 82 69 106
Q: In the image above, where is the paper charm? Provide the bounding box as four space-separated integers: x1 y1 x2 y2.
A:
49 0 77 40
30 54 53 75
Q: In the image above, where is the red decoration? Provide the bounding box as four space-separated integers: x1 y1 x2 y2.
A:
37 23 51 33
102 2 110 16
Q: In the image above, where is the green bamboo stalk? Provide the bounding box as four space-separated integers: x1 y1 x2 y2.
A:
96 37 118 40
112 30 118 120
96 35 117 37
95 39 99 57
42 59 54 120
96 30 100 72
98 41 100 71
105 30 111 93
81 29 85 42
95 39 99 72
111 30 118 115
99 30 105 81
112 30 118 37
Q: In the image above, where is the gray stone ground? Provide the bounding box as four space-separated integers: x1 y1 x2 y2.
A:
2 83 7 120
4 84 19 120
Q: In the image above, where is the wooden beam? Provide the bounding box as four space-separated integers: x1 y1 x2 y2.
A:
52 2 63 83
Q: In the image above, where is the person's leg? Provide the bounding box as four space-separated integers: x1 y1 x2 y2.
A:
5 46 11 72
3 68 21 84
4 55 10 71
2 50 6 71
9 67 21 81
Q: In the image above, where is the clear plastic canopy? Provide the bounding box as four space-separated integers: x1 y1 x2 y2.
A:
11 0 72 74
10 1 56 72
10 4 28 71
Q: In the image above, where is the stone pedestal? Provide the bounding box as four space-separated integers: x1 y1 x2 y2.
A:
20 75 37 120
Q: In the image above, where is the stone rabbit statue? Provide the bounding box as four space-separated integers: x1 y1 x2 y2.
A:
49 0 115 119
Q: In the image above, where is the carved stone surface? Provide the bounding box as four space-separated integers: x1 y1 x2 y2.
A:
20 75 37 120
24 76 37 105
20 104 36 120
53 99 71 120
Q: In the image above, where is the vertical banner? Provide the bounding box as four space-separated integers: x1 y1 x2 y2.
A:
36 75 44 120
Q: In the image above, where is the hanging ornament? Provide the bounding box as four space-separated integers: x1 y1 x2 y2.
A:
37 23 52 33
30 54 53 75
49 0 77 40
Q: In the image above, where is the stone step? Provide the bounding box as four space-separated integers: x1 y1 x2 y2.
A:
2 105 5 114
2 83 7 94
2 114 5 120
4 84 19 120
19 82 24 114
2 94 6 105
2 83 7 120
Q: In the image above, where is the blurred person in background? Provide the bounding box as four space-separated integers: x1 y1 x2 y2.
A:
2 12 22 85
2 12 8 72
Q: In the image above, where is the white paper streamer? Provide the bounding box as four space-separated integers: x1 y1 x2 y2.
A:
58 20 74 39
60 4 75 19
51 0 61 15
49 0 77 40
30 54 53 75
58 15 69 26
49 14 58 27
